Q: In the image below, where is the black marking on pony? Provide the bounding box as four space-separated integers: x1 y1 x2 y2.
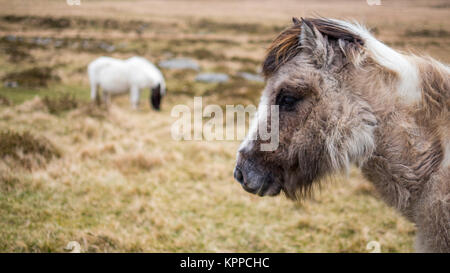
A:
150 83 162 110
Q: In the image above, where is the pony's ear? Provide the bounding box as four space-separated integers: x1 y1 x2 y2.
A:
299 18 365 68
299 18 329 67
292 17 301 25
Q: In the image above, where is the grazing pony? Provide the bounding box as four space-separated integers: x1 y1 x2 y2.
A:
234 17 449 252
88 56 166 110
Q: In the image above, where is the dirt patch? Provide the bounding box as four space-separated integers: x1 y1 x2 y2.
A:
0 130 61 170
3 46 34 62
0 94 12 106
184 48 226 60
2 66 60 87
43 94 79 114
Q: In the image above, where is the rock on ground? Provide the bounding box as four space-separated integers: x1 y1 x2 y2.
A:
159 58 200 70
195 73 229 83
237 72 264 82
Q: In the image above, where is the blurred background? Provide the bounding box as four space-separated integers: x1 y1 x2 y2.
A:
0 0 448 252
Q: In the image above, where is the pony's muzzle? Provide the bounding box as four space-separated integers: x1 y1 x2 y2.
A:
234 154 281 197
234 167 244 184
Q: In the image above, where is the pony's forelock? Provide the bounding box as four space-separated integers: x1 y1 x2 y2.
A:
262 17 425 105
262 17 365 77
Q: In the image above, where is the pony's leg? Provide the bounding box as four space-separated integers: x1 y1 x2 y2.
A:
414 171 450 252
103 92 111 108
90 81 98 102
95 85 102 106
130 86 140 110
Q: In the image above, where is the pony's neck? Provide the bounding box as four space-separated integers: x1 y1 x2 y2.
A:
352 57 446 219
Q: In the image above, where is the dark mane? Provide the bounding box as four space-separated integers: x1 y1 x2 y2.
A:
262 18 364 77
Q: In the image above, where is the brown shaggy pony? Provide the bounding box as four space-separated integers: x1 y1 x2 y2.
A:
234 17 449 252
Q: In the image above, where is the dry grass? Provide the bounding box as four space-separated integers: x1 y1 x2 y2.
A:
0 96 416 253
1 0 447 252
2 66 60 87
42 93 79 114
0 94 11 106
0 130 60 170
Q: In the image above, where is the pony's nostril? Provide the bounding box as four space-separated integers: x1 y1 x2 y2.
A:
234 168 244 184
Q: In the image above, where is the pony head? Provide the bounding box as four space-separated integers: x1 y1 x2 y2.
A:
234 18 380 199
150 83 164 110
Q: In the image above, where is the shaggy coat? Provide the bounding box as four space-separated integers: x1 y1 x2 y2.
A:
234 17 449 252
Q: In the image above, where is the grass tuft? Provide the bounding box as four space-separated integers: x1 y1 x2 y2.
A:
2 66 60 87
43 93 79 114
0 130 61 170
0 94 12 106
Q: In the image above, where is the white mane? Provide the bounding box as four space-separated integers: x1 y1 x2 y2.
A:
331 19 422 104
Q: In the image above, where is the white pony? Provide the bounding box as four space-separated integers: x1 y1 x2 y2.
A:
88 56 166 110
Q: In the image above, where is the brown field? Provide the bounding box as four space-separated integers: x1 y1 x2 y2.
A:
0 0 448 252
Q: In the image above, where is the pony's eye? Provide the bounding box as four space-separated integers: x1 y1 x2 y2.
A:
277 93 301 111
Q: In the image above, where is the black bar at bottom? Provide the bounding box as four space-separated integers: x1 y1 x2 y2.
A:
0 253 445 272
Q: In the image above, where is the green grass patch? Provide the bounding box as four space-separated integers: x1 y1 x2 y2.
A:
0 84 90 105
